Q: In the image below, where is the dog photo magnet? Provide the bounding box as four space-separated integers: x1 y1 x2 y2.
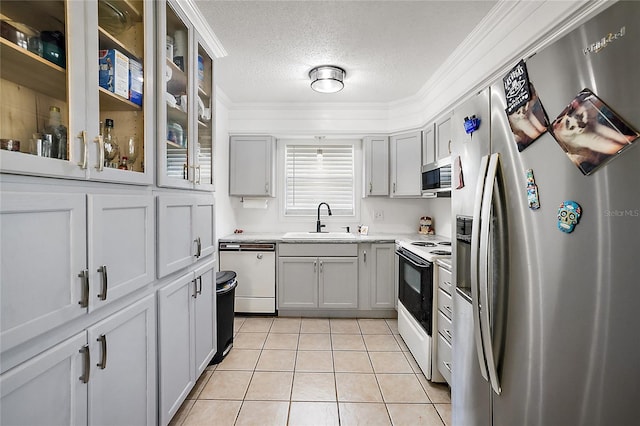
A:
549 88 639 175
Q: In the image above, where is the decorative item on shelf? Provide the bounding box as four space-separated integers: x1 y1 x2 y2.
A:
118 156 128 170
40 30 65 68
173 30 187 71
358 225 369 235
45 106 67 160
0 139 20 152
419 216 435 235
198 55 205 90
103 118 120 166
97 0 133 35
125 136 138 170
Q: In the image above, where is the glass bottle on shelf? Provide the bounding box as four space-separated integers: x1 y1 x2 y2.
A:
103 118 119 167
44 106 68 160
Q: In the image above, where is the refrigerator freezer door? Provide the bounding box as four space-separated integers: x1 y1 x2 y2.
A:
489 3 640 421
452 289 491 426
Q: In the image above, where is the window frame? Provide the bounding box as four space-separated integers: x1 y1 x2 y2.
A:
277 138 362 223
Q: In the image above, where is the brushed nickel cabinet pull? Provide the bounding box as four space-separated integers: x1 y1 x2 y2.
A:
97 265 108 300
78 131 88 169
94 135 104 171
79 345 90 383
97 334 107 369
78 270 89 307
197 276 203 296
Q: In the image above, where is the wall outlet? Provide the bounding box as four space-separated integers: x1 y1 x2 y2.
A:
373 210 384 221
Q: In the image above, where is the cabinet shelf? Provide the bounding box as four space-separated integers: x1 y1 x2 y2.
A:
197 86 210 98
167 105 187 124
99 87 141 111
0 37 66 101
107 0 143 23
98 26 142 61
166 59 187 95
166 140 185 149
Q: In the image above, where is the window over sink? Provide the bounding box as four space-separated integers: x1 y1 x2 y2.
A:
284 142 355 216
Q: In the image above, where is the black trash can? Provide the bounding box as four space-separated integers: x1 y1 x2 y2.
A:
210 271 237 365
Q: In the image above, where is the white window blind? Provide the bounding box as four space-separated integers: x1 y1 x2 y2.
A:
285 144 355 216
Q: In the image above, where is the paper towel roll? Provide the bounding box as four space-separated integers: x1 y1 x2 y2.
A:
242 198 268 209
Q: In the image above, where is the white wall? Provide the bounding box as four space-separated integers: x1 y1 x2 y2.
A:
213 97 236 240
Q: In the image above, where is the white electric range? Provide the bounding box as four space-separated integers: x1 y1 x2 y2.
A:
395 235 451 383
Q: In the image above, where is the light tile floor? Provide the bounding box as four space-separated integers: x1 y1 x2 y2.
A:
170 317 451 426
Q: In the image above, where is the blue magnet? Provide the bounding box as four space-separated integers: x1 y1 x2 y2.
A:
557 200 582 233
464 115 481 134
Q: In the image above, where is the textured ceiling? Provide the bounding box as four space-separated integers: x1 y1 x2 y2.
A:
195 0 497 104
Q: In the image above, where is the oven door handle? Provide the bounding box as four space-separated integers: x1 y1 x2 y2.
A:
395 250 431 269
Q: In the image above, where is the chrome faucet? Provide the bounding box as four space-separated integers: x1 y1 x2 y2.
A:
316 202 332 232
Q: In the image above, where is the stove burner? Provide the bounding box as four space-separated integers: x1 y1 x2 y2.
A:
430 250 451 255
411 242 437 247
438 241 452 246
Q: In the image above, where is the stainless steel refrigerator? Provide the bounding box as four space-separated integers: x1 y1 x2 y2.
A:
451 2 640 425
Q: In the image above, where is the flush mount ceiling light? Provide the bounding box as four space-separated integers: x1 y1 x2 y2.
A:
309 66 346 93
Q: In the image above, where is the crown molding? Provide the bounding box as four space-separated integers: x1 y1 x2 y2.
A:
222 0 615 135
178 0 228 58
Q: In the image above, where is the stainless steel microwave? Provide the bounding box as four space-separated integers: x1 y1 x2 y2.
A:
421 163 452 194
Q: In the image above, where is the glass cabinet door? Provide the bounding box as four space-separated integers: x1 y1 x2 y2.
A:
158 0 192 189
194 38 214 190
0 0 87 179
93 0 150 184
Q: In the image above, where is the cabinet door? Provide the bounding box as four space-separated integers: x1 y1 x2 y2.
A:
0 192 86 351
363 136 389 196
193 36 215 191
370 244 396 309
87 295 156 426
390 131 421 197
193 260 217 377
0 333 87 426
157 195 195 278
0 1 88 180
158 272 195 426
319 257 358 309
229 136 275 196
86 0 153 185
436 114 452 162
157 0 194 190
88 194 155 310
278 257 317 309
194 194 216 259
422 124 436 166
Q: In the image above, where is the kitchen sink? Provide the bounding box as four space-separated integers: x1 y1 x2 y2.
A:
282 231 356 240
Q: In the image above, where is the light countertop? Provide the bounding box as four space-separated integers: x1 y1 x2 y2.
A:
219 232 443 244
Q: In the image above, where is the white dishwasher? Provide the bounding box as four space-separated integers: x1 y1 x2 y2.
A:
219 242 276 314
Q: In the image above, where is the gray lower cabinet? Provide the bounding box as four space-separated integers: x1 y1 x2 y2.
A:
158 259 217 426
368 244 396 309
0 295 157 426
278 253 358 310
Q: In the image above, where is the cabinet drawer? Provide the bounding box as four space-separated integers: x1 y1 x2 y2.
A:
279 243 357 257
437 332 452 384
438 310 452 344
438 288 452 320
438 266 452 295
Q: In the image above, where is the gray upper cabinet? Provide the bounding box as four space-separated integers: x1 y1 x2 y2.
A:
389 131 422 197
436 114 453 162
363 136 389 197
229 135 276 197
422 124 436 167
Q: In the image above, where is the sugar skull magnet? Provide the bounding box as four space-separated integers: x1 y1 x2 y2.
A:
557 201 582 233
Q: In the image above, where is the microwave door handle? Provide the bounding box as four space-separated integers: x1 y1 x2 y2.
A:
479 153 502 395
471 154 490 383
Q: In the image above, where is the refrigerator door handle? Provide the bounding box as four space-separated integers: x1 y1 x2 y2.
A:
479 153 502 395
471 154 490 382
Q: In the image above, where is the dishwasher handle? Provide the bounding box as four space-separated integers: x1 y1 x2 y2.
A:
219 243 276 252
